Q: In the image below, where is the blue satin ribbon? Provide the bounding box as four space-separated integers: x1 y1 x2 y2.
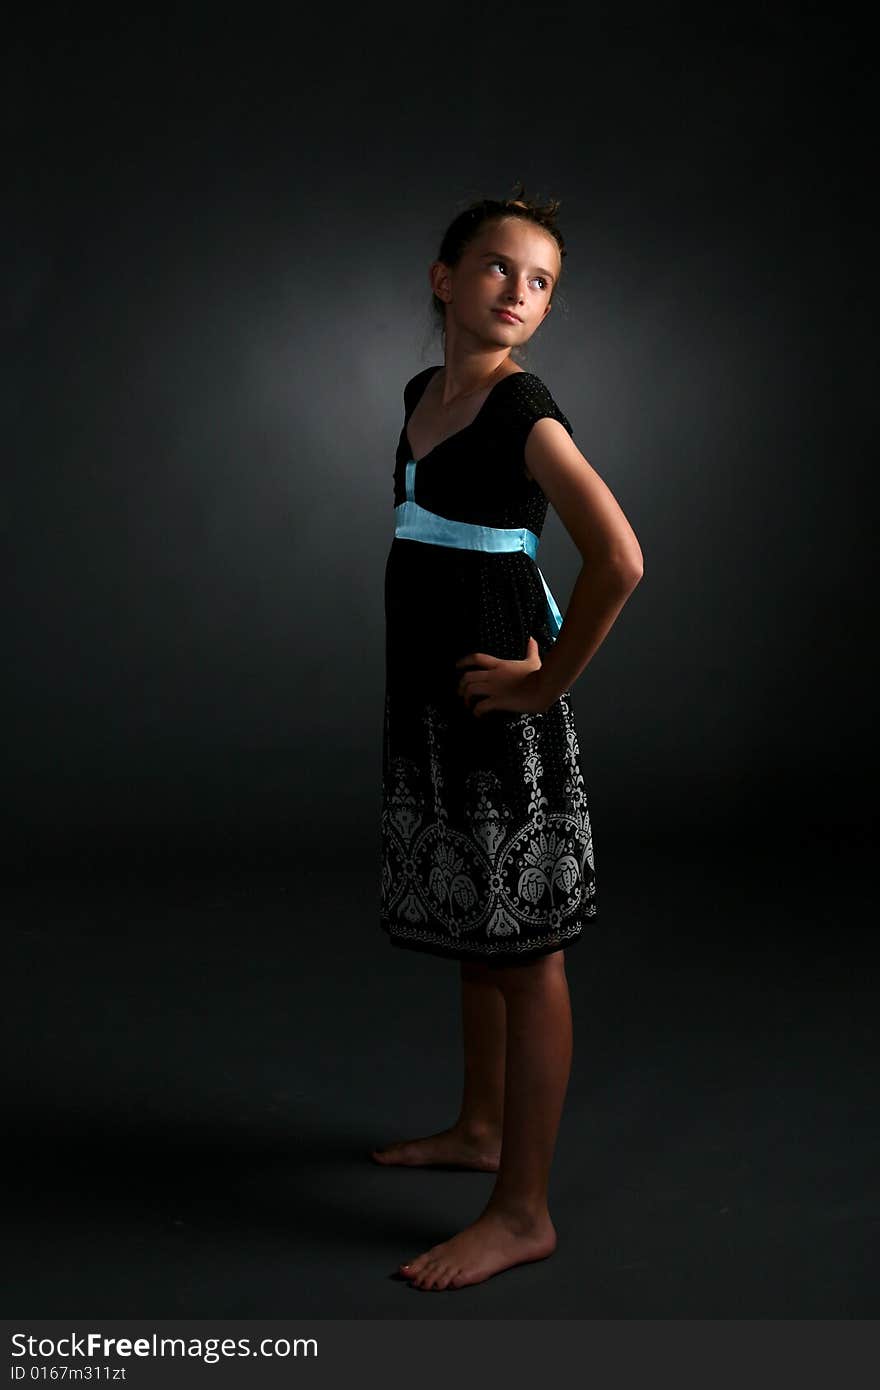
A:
394 458 563 637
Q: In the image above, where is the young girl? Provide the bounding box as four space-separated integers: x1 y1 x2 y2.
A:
375 185 644 1290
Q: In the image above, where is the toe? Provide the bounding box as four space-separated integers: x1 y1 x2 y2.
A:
414 1260 438 1289
375 1142 409 1161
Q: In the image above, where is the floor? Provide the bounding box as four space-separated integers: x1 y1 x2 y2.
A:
4 837 877 1318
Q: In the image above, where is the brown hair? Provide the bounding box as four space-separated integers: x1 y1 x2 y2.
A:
427 179 567 358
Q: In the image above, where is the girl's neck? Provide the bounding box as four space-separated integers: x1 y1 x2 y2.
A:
437 355 513 408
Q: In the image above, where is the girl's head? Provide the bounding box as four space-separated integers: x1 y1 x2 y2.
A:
428 182 566 360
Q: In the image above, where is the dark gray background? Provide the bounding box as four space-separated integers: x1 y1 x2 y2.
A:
5 8 877 1322
5 9 871 873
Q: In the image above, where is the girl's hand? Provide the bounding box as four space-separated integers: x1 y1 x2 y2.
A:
454 637 552 717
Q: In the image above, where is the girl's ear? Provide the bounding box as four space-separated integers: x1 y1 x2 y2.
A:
430 260 452 304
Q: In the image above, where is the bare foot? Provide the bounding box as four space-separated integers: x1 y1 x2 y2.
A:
397 1205 557 1289
371 1124 501 1172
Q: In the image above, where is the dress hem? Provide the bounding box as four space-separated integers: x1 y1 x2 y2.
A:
379 918 593 968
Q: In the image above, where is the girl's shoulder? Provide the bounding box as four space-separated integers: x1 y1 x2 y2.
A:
400 365 574 440
403 365 442 412
494 369 574 441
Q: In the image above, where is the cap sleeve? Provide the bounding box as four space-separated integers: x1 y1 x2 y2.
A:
506 371 573 440
492 369 572 483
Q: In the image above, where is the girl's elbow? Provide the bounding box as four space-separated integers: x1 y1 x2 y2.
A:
605 545 644 589
578 539 643 588
622 551 644 587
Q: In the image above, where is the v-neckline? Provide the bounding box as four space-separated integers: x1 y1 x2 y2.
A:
404 366 525 465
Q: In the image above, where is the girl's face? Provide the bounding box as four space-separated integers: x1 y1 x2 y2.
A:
434 217 560 348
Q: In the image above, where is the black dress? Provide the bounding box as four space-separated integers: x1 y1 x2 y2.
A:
379 366 597 966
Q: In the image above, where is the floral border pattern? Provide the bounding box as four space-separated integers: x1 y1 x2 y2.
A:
380 695 597 960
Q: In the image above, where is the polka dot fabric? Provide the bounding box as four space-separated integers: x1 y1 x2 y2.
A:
380 367 597 965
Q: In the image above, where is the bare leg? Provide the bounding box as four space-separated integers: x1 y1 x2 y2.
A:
456 961 507 1138
398 950 572 1289
371 960 506 1169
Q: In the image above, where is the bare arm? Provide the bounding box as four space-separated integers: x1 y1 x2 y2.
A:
524 417 644 704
